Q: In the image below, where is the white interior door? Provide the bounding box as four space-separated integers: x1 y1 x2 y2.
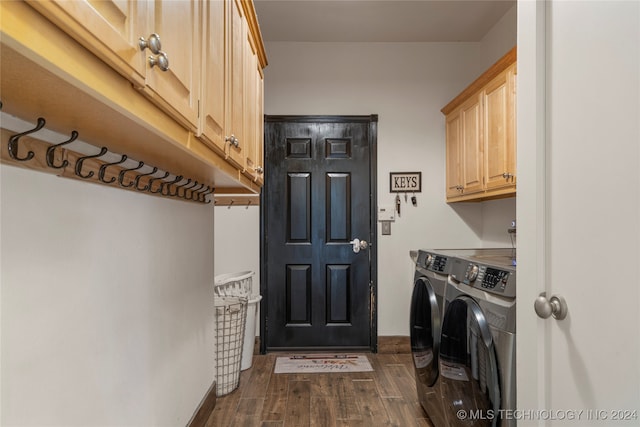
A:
518 1 640 425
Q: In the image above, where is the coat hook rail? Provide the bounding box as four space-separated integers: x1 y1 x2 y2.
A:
1 112 214 204
214 194 260 207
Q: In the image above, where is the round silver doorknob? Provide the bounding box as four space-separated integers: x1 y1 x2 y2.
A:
349 238 368 253
534 292 568 320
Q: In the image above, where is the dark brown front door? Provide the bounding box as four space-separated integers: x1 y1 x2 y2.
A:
262 115 377 351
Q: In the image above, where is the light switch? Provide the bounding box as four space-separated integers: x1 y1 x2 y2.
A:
381 221 391 235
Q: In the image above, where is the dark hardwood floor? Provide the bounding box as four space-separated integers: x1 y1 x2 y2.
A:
207 353 433 427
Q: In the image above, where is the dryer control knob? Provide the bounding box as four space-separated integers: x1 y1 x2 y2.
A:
466 264 479 282
425 254 433 267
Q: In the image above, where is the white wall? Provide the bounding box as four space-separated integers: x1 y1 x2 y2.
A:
214 206 261 295
1 165 215 426
216 5 517 337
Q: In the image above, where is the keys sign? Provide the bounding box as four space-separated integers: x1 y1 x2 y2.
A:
390 172 421 193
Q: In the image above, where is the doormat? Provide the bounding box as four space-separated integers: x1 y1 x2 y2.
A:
274 354 373 374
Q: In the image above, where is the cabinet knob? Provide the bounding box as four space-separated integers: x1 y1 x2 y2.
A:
139 33 162 54
256 166 264 174
225 135 240 148
502 172 514 180
148 52 169 72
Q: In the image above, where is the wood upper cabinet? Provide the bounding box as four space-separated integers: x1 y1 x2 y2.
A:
198 0 267 183
225 0 247 169
242 23 265 184
200 0 227 153
28 0 200 131
26 0 267 190
445 94 484 198
142 0 200 131
26 0 148 88
442 47 517 202
484 64 516 191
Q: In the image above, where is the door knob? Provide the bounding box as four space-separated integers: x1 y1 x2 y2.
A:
534 292 568 320
349 238 368 253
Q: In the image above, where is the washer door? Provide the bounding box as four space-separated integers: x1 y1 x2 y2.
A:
440 296 501 427
410 276 441 386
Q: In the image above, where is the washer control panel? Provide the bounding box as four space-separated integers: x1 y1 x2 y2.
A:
416 251 452 274
430 255 449 273
463 263 515 297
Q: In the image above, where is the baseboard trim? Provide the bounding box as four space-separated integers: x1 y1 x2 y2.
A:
378 335 410 354
186 380 217 427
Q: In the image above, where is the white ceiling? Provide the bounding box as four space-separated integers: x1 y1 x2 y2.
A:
253 0 516 43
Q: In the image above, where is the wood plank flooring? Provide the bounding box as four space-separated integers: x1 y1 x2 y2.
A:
207 353 433 427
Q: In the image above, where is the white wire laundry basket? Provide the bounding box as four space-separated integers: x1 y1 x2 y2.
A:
214 296 248 396
214 271 254 298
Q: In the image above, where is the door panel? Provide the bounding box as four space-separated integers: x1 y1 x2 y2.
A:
518 1 640 423
264 116 376 350
460 96 483 194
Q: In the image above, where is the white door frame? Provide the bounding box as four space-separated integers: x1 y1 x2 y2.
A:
516 1 547 424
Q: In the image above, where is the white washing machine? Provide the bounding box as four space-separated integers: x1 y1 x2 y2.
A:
439 253 516 427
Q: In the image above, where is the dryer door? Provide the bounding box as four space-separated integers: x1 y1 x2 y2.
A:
440 296 501 427
410 276 441 386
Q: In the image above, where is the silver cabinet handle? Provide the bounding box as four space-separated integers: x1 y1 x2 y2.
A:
148 52 169 72
349 238 368 253
225 135 240 148
502 172 514 179
534 292 568 320
256 166 264 174
139 33 162 54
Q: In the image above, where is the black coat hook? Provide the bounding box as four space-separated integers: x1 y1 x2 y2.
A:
8 117 46 162
191 184 209 202
169 178 192 197
134 166 159 191
179 180 198 199
98 154 128 183
189 183 205 200
148 171 171 193
199 186 214 203
46 130 79 169
161 175 184 196
75 146 108 178
117 161 144 188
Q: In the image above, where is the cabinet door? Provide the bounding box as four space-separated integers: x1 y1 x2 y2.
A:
144 0 200 131
460 95 484 194
242 33 261 182
483 66 516 190
26 0 147 87
445 111 463 199
225 0 246 169
199 0 227 153
254 67 265 186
